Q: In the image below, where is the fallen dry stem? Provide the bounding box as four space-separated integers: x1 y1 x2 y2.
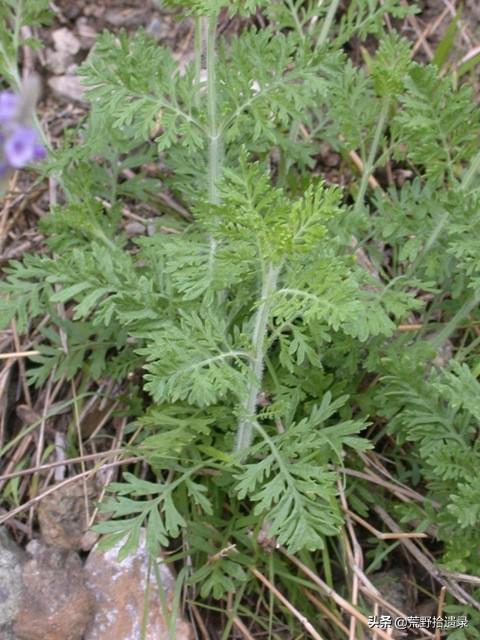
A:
435 587 447 640
375 506 480 612
189 602 211 640
279 549 393 640
0 448 127 481
0 456 139 525
251 566 325 640
411 6 449 57
344 508 428 540
303 589 350 637
333 466 435 505
232 616 256 640
0 351 40 360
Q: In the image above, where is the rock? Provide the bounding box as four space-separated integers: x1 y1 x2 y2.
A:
84 530 193 640
125 221 146 237
14 540 94 640
47 28 81 74
46 51 71 75
146 17 170 42
0 528 26 640
37 479 100 551
57 1 83 21
48 74 87 104
52 28 81 57
75 17 97 49
432 339 454 370
367 569 416 639
370 567 416 614
104 8 150 28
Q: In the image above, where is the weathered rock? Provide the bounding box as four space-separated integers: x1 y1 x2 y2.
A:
125 221 146 237
47 28 81 74
52 28 81 56
75 17 97 49
14 540 94 640
104 8 150 28
370 568 414 613
0 528 25 640
84 530 193 640
48 74 87 104
146 17 170 42
37 479 100 551
368 568 417 639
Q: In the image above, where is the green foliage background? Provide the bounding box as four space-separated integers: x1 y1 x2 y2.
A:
1 0 480 636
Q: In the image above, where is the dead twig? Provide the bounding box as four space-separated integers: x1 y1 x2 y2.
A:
0 457 139 525
0 448 127 482
303 589 350 638
279 549 393 640
0 350 40 360
232 616 256 640
344 508 428 540
251 566 326 640
374 506 480 612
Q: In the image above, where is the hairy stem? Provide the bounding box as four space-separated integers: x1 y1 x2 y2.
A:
194 16 202 109
204 12 222 276
206 12 221 206
11 1 23 84
235 263 281 453
431 288 480 352
405 143 480 280
285 0 305 43
316 0 342 49
461 148 480 192
353 96 390 216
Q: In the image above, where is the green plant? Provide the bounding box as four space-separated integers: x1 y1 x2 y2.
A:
2 0 480 636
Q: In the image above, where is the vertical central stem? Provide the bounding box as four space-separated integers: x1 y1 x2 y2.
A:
353 96 390 216
206 12 221 207
204 12 222 272
235 263 281 453
194 17 202 109
316 0 342 49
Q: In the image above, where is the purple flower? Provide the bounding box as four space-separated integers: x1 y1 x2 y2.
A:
0 91 19 124
4 126 42 168
33 144 47 161
0 80 46 183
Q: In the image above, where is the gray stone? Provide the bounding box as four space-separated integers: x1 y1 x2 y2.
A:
83 529 193 640
14 540 94 640
47 28 81 74
37 479 100 551
0 528 25 640
52 28 81 56
48 74 87 104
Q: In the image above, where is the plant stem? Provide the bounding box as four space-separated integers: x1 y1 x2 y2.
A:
1 0 24 90
235 263 281 453
353 96 390 216
316 0 342 49
194 16 202 109
431 288 480 352
285 0 305 43
203 11 223 279
205 12 221 206
12 1 23 79
461 148 480 192
405 144 480 280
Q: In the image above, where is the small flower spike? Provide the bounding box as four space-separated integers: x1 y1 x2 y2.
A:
0 78 46 191
0 91 20 124
4 126 43 168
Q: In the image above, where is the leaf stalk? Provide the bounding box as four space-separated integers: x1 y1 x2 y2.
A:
235 263 281 453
